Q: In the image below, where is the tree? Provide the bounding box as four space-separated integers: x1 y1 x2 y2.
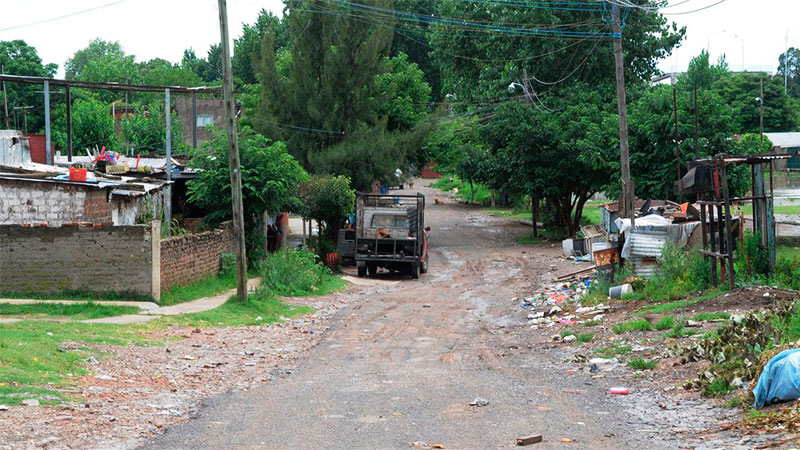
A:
391 0 442 99
684 50 728 90
120 102 185 154
298 175 356 246
139 58 203 87
187 126 308 259
777 47 800 98
256 0 393 170
64 39 140 103
377 52 431 131
182 45 223 83
233 9 288 85
0 40 57 131
713 73 799 133
51 98 119 153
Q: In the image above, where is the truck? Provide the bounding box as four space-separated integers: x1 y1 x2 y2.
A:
354 193 429 279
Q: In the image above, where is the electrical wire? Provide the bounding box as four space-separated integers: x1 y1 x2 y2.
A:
0 0 130 33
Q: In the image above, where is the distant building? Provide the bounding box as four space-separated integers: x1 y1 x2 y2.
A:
173 96 228 149
763 132 800 170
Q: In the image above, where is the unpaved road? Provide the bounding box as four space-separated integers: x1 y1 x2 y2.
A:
145 183 732 449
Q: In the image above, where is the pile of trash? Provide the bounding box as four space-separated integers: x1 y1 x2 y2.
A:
518 280 610 329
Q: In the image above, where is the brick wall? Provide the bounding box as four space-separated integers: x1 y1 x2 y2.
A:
0 222 159 299
160 221 233 290
0 178 114 226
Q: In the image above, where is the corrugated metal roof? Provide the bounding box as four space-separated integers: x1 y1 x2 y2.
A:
764 132 800 149
628 226 670 258
631 257 660 278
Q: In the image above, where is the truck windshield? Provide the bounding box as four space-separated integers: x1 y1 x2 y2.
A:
371 214 409 228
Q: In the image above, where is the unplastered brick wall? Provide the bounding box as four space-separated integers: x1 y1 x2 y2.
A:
0 222 160 299
0 178 113 226
160 221 234 290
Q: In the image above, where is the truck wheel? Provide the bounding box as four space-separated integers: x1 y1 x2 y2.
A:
420 253 429 274
410 263 419 279
368 263 377 276
358 265 366 277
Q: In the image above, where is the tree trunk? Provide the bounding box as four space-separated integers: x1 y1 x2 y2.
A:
531 192 539 238
490 188 496 208
469 179 475 203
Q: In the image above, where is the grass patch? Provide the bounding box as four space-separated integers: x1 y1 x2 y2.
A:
0 290 152 303
161 289 314 328
581 202 604 226
516 233 549 245
583 319 603 327
693 312 730 321
596 343 632 357
636 291 720 315
0 302 140 320
654 316 676 330
0 320 153 405
628 358 657 370
260 250 346 297
576 333 594 343
160 272 237 306
704 378 732 397
740 204 800 216
486 208 530 221
612 319 652 334
432 175 491 205
560 330 575 337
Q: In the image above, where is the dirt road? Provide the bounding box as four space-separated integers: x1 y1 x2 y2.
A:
145 183 729 449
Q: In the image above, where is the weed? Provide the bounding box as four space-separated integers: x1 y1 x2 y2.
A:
654 316 676 330
693 312 730 321
577 333 594 343
160 272 236 306
0 302 139 320
596 343 632 357
560 330 575 337
704 378 732 397
259 250 346 297
628 358 657 370
612 319 652 334
583 319 602 327
725 395 745 409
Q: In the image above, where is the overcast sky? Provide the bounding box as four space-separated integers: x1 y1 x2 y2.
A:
1 0 799 78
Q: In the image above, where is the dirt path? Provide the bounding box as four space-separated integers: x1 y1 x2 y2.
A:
144 183 736 450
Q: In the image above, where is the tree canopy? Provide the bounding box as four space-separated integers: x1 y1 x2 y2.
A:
0 40 57 132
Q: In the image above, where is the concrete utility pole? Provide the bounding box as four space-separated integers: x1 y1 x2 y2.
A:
611 2 634 225
164 88 173 236
66 86 72 162
44 80 51 165
694 82 699 159
673 87 681 179
218 0 249 301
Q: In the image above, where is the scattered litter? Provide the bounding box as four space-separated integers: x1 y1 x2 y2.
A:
684 320 702 328
609 284 632 299
609 387 630 395
0 405 8 411
516 435 543 446
753 348 800 408
21 399 40 407
563 335 577 343
182 355 195 360
470 397 489 407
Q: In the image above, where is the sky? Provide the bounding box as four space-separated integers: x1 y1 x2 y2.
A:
1 0 799 78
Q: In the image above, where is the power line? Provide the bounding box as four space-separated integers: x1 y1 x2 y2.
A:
0 0 130 33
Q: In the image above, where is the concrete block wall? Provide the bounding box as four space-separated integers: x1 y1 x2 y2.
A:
0 222 160 299
160 222 233 290
0 178 113 226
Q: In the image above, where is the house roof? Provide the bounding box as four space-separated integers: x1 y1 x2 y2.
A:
763 132 800 150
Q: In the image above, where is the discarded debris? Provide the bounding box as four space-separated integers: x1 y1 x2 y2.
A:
21 399 40 407
516 435 543 446
563 335 577 343
753 348 800 408
470 397 489 407
609 387 630 395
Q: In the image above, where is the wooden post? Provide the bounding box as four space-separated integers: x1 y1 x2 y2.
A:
694 82 699 159
611 3 634 226
673 87 681 180
218 0 249 300
44 80 51 165
721 163 735 289
1 65 8 129
66 86 72 162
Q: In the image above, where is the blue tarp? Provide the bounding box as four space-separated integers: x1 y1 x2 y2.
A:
753 348 800 408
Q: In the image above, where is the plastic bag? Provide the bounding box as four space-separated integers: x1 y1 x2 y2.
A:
753 348 800 408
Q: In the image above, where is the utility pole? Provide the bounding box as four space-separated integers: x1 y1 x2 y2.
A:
693 82 699 159
760 78 764 150
66 86 72 162
1 65 8 129
218 0 249 301
673 87 681 179
611 2 634 224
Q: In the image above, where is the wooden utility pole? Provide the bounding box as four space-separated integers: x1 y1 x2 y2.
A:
218 0 249 301
1 65 8 129
673 87 681 179
66 86 72 162
611 3 634 224
760 78 765 150
693 82 699 159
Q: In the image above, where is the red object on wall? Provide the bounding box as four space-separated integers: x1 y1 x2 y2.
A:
25 134 46 164
420 161 442 179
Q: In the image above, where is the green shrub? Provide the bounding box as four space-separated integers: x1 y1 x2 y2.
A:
259 249 340 296
735 232 770 282
639 243 711 301
612 319 652 334
577 333 594 343
628 358 657 370
654 316 676 330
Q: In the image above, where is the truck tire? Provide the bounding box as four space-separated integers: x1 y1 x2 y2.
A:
357 265 367 277
410 263 419 279
368 263 377 276
420 253 429 274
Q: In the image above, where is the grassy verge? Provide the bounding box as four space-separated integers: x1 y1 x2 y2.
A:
0 290 152 303
740 204 800 216
260 250 346 297
0 302 140 320
0 321 153 405
160 272 237 306
159 290 314 328
432 175 491 205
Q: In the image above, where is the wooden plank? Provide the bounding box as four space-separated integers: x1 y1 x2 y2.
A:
517 435 543 446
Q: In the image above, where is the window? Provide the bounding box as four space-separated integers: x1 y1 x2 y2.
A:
371 214 408 228
196 114 214 127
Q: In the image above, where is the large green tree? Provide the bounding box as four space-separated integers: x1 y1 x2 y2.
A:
777 47 800 99
233 9 288 85
0 40 57 132
713 72 799 133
